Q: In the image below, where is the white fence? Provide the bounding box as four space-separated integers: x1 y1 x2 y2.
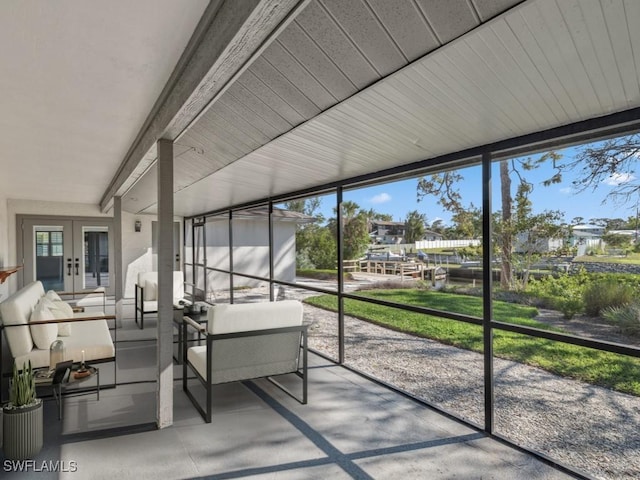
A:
415 239 481 250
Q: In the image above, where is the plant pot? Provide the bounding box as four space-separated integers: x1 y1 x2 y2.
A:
2 401 43 460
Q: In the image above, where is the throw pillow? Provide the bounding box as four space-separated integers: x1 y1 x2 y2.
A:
49 301 74 336
144 280 157 301
30 301 58 349
45 290 63 302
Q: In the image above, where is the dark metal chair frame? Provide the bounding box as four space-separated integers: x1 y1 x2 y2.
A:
134 283 156 330
182 317 308 423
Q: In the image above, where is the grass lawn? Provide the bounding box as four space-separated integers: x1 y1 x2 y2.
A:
304 289 640 396
574 253 640 265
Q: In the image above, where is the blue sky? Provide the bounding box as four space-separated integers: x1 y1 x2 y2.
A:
312 144 639 226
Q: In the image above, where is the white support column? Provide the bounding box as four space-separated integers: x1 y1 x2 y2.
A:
113 196 123 328
156 139 174 428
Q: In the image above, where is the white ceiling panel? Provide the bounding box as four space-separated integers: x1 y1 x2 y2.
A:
0 0 210 204
127 0 640 218
275 23 357 100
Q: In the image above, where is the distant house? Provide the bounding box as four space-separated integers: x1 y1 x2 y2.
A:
568 224 605 249
515 224 623 254
421 229 444 241
514 231 564 253
369 221 443 244
571 224 605 237
370 221 405 244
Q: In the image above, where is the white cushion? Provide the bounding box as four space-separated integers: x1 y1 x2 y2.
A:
50 301 74 336
173 271 184 301
142 300 158 313
189 300 303 384
207 300 303 335
29 301 58 349
0 281 43 357
144 280 157 301
15 317 115 369
138 271 184 302
137 271 157 286
52 300 74 317
45 290 62 302
39 297 73 336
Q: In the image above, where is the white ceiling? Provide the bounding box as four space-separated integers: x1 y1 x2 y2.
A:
127 0 640 217
0 0 209 203
2 0 639 219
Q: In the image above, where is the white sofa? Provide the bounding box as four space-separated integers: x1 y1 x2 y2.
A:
135 271 187 329
0 281 115 371
182 300 308 423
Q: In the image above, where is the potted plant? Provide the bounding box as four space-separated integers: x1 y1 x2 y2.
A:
2 361 43 460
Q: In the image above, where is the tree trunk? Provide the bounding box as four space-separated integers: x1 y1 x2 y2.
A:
500 161 513 289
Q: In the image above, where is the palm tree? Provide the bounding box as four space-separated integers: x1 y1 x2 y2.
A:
404 210 427 244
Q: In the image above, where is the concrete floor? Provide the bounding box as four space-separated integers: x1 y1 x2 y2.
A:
1 304 580 479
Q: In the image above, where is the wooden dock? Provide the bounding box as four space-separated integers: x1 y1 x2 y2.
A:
343 260 447 285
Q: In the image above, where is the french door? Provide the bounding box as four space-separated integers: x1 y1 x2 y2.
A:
19 216 115 295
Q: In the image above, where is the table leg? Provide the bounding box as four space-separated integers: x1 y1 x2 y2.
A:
54 384 63 420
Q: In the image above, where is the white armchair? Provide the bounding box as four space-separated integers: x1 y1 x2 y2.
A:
134 271 187 329
182 300 307 423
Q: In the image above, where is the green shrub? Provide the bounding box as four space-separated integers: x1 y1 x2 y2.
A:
526 269 589 299
583 279 635 317
525 270 589 317
551 297 584 319
602 302 640 337
525 271 640 318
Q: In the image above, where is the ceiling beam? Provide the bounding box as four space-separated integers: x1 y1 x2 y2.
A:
100 0 305 212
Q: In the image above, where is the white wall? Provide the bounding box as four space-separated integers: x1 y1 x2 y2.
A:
198 218 296 294
0 193 9 301
120 212 183 298
121 212 155 298
273 222 296 281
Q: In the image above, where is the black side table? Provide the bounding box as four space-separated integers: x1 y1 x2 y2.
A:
173 307 207 364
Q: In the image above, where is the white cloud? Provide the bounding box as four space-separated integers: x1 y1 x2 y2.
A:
604 172 635 186
559 187 573 194
370 193 391 204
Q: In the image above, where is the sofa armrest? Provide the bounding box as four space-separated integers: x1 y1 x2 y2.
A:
23 314 116 326
57 289 105 298
183 316 205 333
57 289 106 311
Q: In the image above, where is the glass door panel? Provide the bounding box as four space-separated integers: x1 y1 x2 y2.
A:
73 220 114 294
22 219 74 292
82 227 109 289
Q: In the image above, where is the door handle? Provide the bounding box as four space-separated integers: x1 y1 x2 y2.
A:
75 258 79 276
67 258 72 276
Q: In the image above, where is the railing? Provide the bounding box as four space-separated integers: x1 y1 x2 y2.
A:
343 259 360 273
357 261 424 280
415 239 481 249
